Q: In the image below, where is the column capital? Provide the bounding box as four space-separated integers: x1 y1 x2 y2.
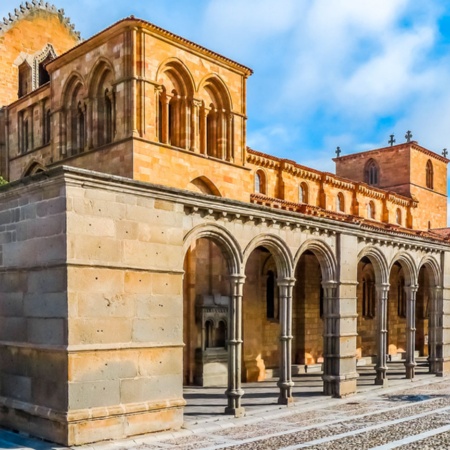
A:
405 284 419 295
376 283 390 294
229 274 245 284
277 277 296 288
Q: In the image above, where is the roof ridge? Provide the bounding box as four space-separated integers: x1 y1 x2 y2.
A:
0 1 81 39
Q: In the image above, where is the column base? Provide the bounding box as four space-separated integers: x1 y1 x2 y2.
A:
375 378 388 386
278 396 294 406
224 406 245 418
405 366 416 379
323 375 358 398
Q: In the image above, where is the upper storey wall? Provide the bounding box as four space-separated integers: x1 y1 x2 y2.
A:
0 6 79 107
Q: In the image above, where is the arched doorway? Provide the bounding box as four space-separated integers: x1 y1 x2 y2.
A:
356 256 377 383
182 224 244 416
242 235 294 405
293 250 323 370
183 237 230 387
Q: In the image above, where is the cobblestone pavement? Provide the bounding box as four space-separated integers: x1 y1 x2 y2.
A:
2 370 450 450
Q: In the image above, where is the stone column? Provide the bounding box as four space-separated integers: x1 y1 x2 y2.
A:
85 98 93 149
190 100 201 152
436 285 445 376
429 286 442 374
225 274 245 417
200 105 207 155
375 283 389 385
161 92 170 144
405 285 418 379
226 113 233 162
277 278 295 405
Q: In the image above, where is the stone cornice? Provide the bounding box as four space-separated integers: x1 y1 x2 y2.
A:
0 1 81 39
47 16 252 76
1 165 447 252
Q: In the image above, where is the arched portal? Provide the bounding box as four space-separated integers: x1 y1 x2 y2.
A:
293 240 338 396
183 237 231 386
356 257 377 365
293 250 324 367
182 224 244 415
417 257 441 374
356 246 389 385
242 234 294 404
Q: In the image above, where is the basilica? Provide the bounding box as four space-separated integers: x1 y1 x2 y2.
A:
1 2 450 446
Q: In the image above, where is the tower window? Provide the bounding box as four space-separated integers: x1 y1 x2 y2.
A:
396 208 402 225
426 159 433 189
367 201 375 219
299 182 308 203
255 170 266 194
365 159 379 186
336 192 344 212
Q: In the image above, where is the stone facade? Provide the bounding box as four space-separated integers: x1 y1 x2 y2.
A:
1 2 450 447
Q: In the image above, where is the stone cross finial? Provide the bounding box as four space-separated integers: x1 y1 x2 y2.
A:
405 130 413 143
388 134 395 147
443 148 448 158
335 146 341 157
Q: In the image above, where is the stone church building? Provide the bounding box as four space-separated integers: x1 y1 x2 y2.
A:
1 2 450 446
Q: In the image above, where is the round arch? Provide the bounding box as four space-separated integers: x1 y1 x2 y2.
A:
156 57 195 98
294 239 337 282
197 74 233 111
61 71 85 106
243 234 293 279
357 245 389 285
389 251 418 286
87 57 116 97
188 176 222 197
183 223 243 275
417 255 441 287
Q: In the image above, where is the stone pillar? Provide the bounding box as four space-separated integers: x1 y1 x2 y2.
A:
225 274 245 417
437 285 445 376
405 285 418 379
226 113 233 162
375 283 389 385
161 92 170 144
85 98 93 149
200 105 207 155
322 280 358 397
190 100 201 152
277 278 295 405
429 286 442 374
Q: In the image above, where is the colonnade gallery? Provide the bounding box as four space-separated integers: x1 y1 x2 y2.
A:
1 2 450 446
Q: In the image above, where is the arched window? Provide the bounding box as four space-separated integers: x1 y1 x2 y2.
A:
336 192 345 212
367 201 375 219
426 159 433 189
365 159 379 186
396 208 402 225
205 320 213 349
216 321 227 348
38 54 52 87
104 90 113 144
255 170 266 194
76 102 85 151
299 182 308 203
18 62 32 98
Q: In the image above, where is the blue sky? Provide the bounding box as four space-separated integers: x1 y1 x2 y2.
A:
3 0 450 174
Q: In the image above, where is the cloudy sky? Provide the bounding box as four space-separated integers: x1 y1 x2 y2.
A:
2 0 450 174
